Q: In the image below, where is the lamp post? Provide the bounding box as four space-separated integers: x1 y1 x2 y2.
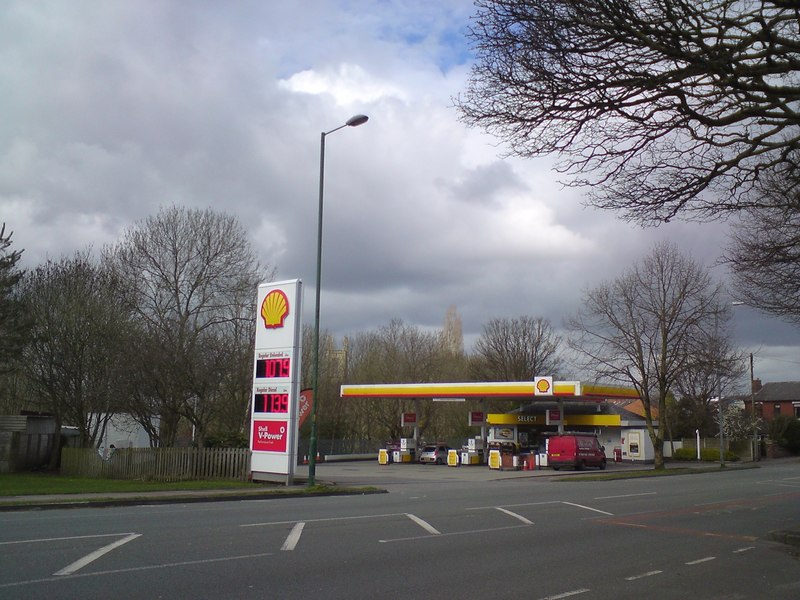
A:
307 114 368 487
732 301 759 461
715 310 725 467
749 352 759 461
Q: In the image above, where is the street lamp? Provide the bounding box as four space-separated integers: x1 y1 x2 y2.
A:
308 114 368 487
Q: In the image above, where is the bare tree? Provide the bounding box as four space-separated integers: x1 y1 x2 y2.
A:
107 206 268 446
672 322 746 438
457 0 800 224
20 252 130 460
471 316 562 381
726 175 800 324
567 242 725 469
210 306 257 437
342 319 467 444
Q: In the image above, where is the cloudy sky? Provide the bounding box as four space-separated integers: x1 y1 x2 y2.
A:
1 1 798 386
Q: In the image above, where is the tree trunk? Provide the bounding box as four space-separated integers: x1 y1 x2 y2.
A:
652 440 665 470
47 415 62 470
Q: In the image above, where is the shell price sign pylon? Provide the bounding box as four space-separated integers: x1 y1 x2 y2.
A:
250 279 303 484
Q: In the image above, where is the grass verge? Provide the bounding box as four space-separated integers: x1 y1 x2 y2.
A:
0 473 383 509
1 472 267 496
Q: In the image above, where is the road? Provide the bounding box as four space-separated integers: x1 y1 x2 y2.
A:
2 461 799 599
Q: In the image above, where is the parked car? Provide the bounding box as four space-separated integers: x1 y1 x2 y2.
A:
419 444 451 465
547 434 607 470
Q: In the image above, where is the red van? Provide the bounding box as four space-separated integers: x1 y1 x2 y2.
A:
547 434 607 470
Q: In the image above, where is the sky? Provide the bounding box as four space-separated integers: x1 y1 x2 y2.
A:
1 1 798 389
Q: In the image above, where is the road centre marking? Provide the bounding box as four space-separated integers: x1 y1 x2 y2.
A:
473 500 613 516
405 513 440 535
686 556 716 565
625 570 662 581
379 524 529 544
54 533 141 576
2 552 273 589
240 512 405 527
495 507 533 525
561 502 614 516
0 533 136 546
761 481 800 489
281 522 305 551
594 492 656 500
466 500 561 510
537 589 591 599
600 518 758 541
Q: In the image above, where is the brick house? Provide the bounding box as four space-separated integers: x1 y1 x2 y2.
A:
752 380 800 421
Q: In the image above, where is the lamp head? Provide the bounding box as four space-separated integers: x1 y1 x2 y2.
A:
346 114 369 127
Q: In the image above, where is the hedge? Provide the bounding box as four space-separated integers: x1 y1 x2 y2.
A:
672 447 738 462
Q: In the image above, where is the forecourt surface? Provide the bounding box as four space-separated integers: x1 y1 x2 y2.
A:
1 460 800 599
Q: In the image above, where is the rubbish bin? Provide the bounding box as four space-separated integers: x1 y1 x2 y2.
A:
614 447 622 462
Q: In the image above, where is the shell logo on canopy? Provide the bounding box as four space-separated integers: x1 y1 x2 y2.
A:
535 376 553 395
261 289 290 329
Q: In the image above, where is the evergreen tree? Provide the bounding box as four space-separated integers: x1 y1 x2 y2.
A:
0 224 29 374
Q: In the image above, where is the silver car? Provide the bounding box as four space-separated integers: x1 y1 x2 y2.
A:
419 444 450 465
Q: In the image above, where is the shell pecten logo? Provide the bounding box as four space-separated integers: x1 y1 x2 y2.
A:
261 289 290 329
535 378 551 394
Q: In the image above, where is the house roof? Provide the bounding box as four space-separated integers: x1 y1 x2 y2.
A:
604 398 658 419
754 382 800 402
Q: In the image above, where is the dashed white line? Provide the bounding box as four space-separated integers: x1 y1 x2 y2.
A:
686 556 716 565
405 513 441 535
495 507 534 525
734 546 756 554
54 533 141 576
281 522 305 551
625 570 662 581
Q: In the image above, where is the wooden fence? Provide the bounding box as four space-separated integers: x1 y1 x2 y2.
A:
61 447 250 482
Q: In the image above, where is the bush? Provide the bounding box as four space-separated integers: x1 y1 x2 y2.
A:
699 447 738 462
204 431 248 449
767 415 794 447
673 447 696 461
784 419 800 454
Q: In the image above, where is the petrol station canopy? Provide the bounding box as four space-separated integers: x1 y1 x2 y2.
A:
340 380 640 401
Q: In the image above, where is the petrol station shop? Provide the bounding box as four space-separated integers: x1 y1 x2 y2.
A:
340 378 658 467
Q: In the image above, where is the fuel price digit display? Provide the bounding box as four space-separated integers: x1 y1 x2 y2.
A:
254 393 290 414
256 357 291 379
